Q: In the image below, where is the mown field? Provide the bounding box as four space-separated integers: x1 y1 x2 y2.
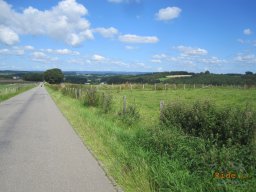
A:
0 83 37 102
47 84 256 192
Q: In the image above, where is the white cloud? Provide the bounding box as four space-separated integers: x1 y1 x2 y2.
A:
176 45 208 56
151 51 225 69
44 48 79 55
0 0 93 46
119 34 159 43
0 25 19 45
125 45 137 50
155 7 181 21
91 54 106 62
108 0 123 3
32 51 47 59
0 48 9 54
32 51 58 63
243 28 253 35
0 47 25 55
93 27 118 38
108 0 141 3
151 59 162 63
152 54 167 59
237 38 256 46
24 45 34 50
199 57 226 65
235 53 256 64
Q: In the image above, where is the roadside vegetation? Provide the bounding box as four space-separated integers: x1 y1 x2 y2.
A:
47 84 256 192
0 83 37 102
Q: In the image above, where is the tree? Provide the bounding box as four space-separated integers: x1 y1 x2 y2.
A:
44 68 64 84
23 73 43 82
245 71 253 75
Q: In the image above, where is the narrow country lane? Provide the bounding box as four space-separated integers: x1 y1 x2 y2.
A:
0 85 115 192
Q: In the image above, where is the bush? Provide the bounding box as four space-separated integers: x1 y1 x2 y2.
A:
100 93 113 113
84 88 99 107
160 101 256 147
158 101 256 182
119 104 140 125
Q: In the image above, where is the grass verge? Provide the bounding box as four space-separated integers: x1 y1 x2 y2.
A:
47 85 256 192
0 84 37 102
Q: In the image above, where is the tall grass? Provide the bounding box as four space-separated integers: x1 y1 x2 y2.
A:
0 83 36 102
47 84 256 192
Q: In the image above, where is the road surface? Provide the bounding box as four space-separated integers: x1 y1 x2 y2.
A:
0 85 116 192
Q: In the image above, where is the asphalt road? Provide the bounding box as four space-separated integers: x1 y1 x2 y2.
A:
0 85 116 192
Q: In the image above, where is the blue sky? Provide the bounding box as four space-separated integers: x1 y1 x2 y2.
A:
0 0 255 73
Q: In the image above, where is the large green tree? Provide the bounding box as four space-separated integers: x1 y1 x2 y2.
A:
44 68 64 84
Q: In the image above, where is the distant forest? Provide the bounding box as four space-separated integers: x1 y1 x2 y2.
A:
1 70 256 86
101 71 256 86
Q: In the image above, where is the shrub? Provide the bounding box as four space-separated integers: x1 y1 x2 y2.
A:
84 88 99 106
160 101 256 147
119 104 140 125
100 92 113 113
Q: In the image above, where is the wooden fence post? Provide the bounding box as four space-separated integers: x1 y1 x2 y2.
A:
123 96 126 114
160 100 164 116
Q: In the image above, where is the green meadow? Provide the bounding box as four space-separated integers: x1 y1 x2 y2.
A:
47 84 256 192
0 83 36 102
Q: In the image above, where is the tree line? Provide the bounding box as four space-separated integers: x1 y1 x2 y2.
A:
21 69 256 86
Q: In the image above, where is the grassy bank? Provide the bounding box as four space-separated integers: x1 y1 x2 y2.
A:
47 85 256 191
0 83 37 102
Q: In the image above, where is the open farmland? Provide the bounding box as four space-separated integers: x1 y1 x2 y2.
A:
47 84 256 192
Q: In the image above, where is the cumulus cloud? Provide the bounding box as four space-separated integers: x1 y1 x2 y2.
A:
155 7 181 21
176 45 208 56
0 0 93 46
32 51 58 63
0 25 19 45
32 51 47 58
91 54 106 62
151 51 225 69
243 28 253 35
44 48 79 55
199 57 226 65
125 45 137 50
0 48 24 55
93 27 118 38
119 34 159 43
152 54 167 59
151 59 162 63
0 46 35 55
235 53 256 64
24 45 34 50
108 0 123 3
108 0 141 3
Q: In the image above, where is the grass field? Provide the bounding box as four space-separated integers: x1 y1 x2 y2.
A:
0 83 37 102
47 84 256 192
